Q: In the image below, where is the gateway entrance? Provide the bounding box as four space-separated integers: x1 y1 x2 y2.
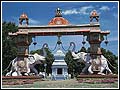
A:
8 8 110 76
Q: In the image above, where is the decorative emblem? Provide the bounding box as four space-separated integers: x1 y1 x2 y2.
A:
17 61 25 68
55 8 62 17
19 13 29 25
56 20 62 25
90 10 99 22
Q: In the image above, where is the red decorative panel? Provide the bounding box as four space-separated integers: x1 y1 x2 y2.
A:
48 17 69 25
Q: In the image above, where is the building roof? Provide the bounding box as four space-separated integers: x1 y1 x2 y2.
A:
48 17 69 25
90 10 99 17
52 61 67 66
52 49 67 66
48 8 69 25
54 49 65 57
19 13 28 20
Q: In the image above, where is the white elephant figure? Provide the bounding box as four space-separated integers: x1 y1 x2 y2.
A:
5 53 46 76
71 52 113 75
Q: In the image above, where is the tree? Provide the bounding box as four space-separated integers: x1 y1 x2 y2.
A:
2 22 18 75
79 46 87 52
44 48 54 75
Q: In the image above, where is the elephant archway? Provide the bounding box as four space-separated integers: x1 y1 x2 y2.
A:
8 8 110 75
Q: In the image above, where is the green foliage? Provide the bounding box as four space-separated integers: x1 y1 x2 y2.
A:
64 51 74 74
30 49 41 54
86 47 90 53
2 79 118 88
79 46 87 52
2 21 18 75
44 48 54 75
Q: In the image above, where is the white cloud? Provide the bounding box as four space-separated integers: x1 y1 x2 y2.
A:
99 6 110 11
29 18 41 25
62 6 94 15
79 6 94 15
108 37 118 42
113 13 118 19
112 6 116 9
62 9 79 15
11 16 41 25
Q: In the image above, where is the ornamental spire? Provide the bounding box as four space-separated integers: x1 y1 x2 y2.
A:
55 8 62 17
90 10 99 22
19 12 29 25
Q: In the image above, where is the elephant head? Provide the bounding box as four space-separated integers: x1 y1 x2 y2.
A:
71 51 89 62
27 52 46 76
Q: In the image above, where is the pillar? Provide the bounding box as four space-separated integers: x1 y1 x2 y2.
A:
16 33 32 73
87 32 103 55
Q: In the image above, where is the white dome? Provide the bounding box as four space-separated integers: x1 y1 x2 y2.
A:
54 50 65 57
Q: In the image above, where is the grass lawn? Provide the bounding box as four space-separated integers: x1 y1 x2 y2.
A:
2 78 119 89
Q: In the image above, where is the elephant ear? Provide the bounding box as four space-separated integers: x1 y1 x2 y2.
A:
101 55 106 60
71 52 79 59
28 56 35 64
33 53 45 61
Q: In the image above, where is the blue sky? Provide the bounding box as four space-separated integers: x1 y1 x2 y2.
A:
2 1 119 56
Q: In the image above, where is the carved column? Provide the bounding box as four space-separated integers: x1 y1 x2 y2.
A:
86 23 104 72
16 33 32 73
87 32 103 55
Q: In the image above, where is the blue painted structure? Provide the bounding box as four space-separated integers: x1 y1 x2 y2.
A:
51 49 68 80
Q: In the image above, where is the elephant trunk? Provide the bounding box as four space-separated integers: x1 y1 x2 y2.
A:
41 43 48 57
42 47 47 57
70 42 76 52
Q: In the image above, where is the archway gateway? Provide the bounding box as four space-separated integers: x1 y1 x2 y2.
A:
8 8 110 74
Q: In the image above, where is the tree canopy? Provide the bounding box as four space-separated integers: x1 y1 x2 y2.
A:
2 22 18 75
